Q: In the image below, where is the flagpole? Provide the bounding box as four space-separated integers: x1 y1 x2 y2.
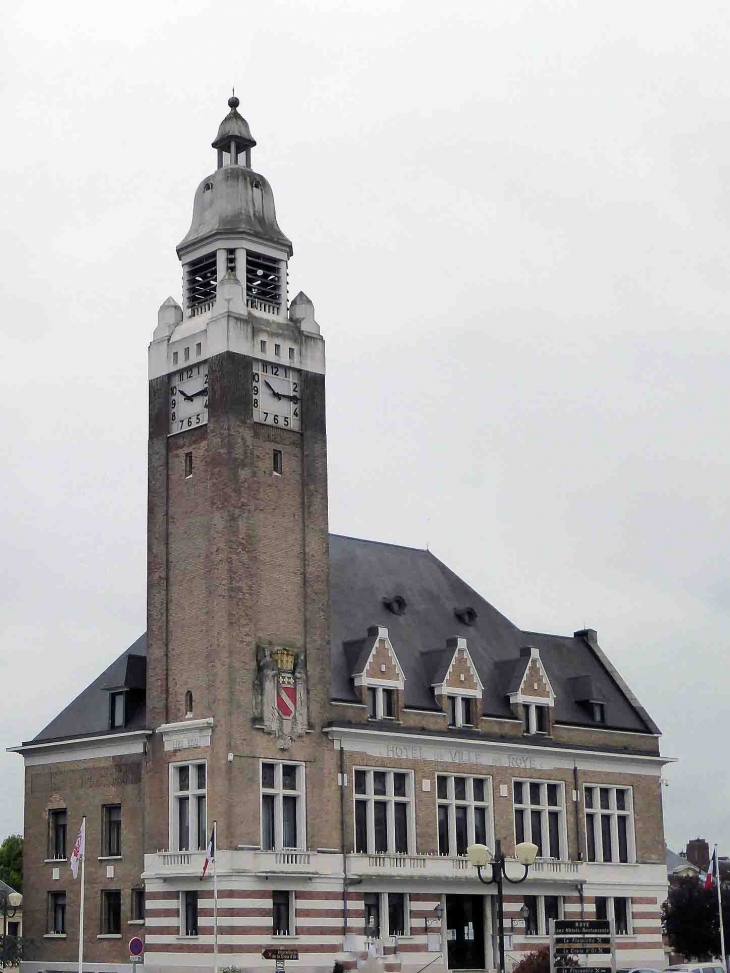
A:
78 816 86 973
716 845 726 971
213 821 219 973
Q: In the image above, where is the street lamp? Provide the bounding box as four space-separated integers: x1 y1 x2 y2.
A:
467 840 538 973
0 888 22 971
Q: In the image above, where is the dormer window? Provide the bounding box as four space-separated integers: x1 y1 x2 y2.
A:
447 695 473 727
110 692 126 729
368 687 396 720
592 702 606 724
523 703 548 735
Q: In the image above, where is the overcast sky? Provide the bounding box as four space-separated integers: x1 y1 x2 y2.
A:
2 0 729 856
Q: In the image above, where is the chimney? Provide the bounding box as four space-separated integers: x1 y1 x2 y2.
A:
686 838 710 872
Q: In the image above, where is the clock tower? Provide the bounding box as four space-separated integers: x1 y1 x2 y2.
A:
145 96 329 852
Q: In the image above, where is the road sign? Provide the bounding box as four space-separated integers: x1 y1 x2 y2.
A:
554 945 611 955
263 949 300 961
129 938 144 957
555 936 611 944
556 968 612 973
554 920 610 935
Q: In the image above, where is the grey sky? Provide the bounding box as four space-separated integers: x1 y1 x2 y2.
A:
1 0 728 854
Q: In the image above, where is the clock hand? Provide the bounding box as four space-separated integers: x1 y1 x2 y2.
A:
190 388 208 399
277 393 299 403
178 389 194 402
264 379 282 400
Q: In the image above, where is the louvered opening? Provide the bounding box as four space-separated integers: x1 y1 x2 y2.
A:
186 252 217 314
246 251 281 312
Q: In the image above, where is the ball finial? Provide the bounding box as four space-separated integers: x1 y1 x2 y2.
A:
228 90 239 109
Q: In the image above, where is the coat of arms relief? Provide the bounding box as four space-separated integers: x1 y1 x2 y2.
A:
254 646 308 749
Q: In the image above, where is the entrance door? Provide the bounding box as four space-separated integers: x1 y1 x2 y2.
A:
446 894 485 970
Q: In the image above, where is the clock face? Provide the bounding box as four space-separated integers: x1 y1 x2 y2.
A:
169 362 209 435
252 360 301 431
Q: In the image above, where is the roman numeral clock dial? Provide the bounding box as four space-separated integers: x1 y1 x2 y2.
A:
252 360 301 430
169 363 209 435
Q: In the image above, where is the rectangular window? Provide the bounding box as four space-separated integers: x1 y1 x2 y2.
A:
436 774 492 856
247 251 282 311
273 891 292 935
592 702 606 723
446 695 475 727
103 804 122 857
388 892 408 937
184 346 190 362
593 896 629 934
289 348 295 361
366 686 398 719
513 780 565 859
354 769 412 854
48 809 67 860
196 342 202 357
364 892 380 939
185 251 217 312
261 761 304 850
260 339 267 353
110 692 126 729
47 892 66 934
183 891 198 936
173 351 179 365
172 761 207 852
595 897 608 921
275 343 281 357
273 449 283 475
584 786 633 863
185 452 193 477
131 888 145 921
524 895 563 936
101 889 121 935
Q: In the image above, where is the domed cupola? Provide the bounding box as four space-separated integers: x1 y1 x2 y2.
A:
176 96 292 323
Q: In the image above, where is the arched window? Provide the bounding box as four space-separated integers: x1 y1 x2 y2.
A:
185 691 193 717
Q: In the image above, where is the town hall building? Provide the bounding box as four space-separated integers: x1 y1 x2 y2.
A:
12 97 670 973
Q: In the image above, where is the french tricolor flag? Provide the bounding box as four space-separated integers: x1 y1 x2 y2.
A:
705 848 717 889
201 824 216 880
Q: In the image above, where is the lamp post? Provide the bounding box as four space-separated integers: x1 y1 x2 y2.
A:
0 888 22 972
467 839 538 973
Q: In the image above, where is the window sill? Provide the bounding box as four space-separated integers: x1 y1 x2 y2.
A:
44 933 67 939
177 935 199 940
128 920 145 925
272 935 299 939
98 855 123 861
98 934 123 939
45 858 68 863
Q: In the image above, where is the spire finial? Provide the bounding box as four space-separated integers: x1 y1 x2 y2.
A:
228 88 240 110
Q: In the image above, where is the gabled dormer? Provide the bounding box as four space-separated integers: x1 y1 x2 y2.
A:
507 646 556 736
344 626 405 720
423 637 483 728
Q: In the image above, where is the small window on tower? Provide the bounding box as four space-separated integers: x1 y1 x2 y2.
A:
185 453 193 478
173 351 179 365
273 450 283 476
275 343 281 357
185 691 193 717
196 342 202 357
289 348 295 361
260 340 267 354
184 347 190 362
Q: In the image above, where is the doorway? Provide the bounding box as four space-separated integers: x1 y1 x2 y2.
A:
446 894 485 970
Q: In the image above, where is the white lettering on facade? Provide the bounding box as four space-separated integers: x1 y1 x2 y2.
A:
382 744 540 769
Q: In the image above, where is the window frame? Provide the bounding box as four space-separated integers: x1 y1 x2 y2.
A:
584 785 635 864
169 760 207 852
366 686 397 720
260 760 306 851
102 804 122 858
513 779 567 860
523 894 564 936
272 890 295 936
594 895 632 935
47 891 66 935
48 808 67 860
131 888 145 922
109 691 126 729
523 702 549 735
445 695 475 727
436 774 493 857
181 890 199 937
100 889 122 935
353 768 415 855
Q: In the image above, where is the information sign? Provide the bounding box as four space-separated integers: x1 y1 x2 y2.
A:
263 949 300 961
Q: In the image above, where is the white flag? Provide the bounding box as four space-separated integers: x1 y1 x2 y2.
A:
70 818 85 879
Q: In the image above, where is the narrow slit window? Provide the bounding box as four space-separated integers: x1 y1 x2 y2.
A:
195 342 202 357
260 339 267 354
184 346 190 362
289 348 295 361
273 450 283 476
275 343 281 357
173 351 179 365
185 453 193 478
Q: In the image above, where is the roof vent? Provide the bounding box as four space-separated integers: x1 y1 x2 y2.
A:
455 606 477 626
383 595 407 616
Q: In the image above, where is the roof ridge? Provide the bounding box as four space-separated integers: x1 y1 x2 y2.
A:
329 532 430 554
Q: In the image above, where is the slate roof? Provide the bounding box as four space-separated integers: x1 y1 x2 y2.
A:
27 535 658 744
666 847 699 875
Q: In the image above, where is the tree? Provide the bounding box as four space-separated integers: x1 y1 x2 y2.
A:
663 876 719 960
0 834 23 893
512 945 579 973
